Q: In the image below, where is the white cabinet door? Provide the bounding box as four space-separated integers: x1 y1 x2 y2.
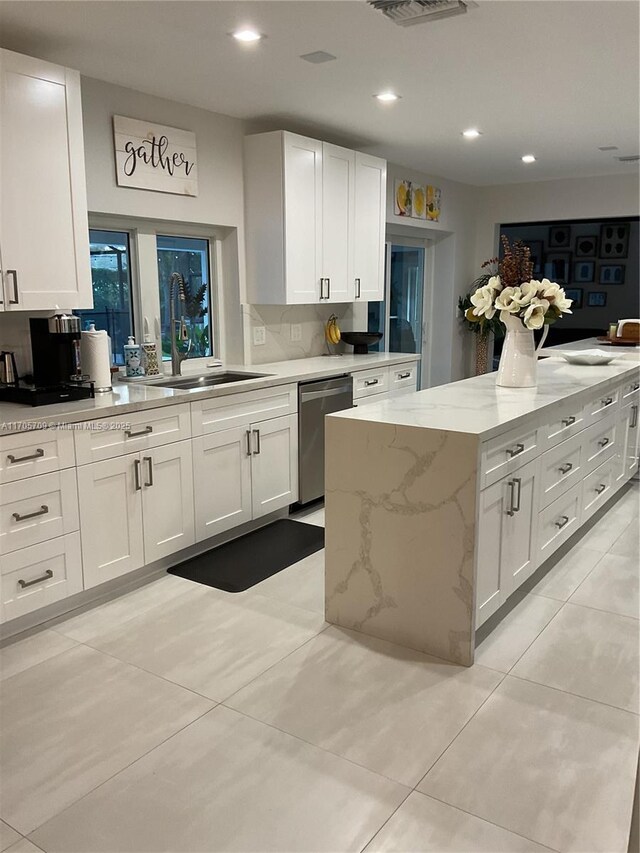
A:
283 133 323 303
0 49 91 311
77 453 144 589
353 153 386 302
193 427 252 542
322 143 354 303
142 439 195 563
476 478 508 628
616 400 640 485
250 414 298 518
500 459 539 599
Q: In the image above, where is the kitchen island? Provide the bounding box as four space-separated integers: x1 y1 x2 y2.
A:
325 353 639 666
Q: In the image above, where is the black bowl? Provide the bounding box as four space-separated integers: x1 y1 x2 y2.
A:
340 331 383 354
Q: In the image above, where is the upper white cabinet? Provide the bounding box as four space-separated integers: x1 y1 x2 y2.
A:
244 131 385 305
0 49 92 311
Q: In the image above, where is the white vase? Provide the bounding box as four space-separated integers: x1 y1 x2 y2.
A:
496 313 549 388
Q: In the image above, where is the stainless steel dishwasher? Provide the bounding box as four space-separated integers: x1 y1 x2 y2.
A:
298 375 353 505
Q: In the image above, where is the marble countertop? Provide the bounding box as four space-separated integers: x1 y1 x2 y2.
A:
542 336 640 358
0 352 420 434
331 355 640 440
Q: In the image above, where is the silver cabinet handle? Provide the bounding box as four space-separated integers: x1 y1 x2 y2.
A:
18 569 53 589
559 462 573 475
398 372 411 380
364 379 379 387
507 443 525 458
631 404 638 429
0 269 3 305
595 484 607 494
355 278 361 298
506 479 518 516
326 277 331 299
512 477 522 513
246 429 253 456
633 383 640 392
12 504 48 522
7 270 19 304
143 456 153 487
252 429 261 455
561 416 576 427
601 397 613 407
134 458 142 491
125 425 153 439
598 437 610 448
555 515 570 530
7 448 44 464
320 278 330 300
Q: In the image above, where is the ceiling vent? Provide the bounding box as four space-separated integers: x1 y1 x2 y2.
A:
616 155 640 162
368 0 470 26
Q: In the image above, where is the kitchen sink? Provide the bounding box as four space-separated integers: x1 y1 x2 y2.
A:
138 371 272 390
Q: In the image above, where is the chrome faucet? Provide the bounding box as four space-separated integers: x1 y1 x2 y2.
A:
168 272 192 376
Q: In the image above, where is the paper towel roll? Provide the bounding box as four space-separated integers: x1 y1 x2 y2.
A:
81 325 112 392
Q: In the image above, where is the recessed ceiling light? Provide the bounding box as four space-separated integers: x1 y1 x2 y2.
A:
462 128 481 138
300 51 337 64
375 92 400 102
598 145 618 152
232 29 262 43
521 154 536 164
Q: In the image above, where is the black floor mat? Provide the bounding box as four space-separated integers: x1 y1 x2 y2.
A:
168 519 325 593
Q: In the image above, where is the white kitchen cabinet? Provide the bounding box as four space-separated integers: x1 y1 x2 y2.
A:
141 440 195 563
616 398 639 484
193 427 252 542
476 458 539 627
353 153 386 302
0 49 91 311
244 130 386 305
250 414 298 518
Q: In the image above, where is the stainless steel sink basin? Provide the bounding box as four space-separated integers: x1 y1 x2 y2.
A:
140 371 271 390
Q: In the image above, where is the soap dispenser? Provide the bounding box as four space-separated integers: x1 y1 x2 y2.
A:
124 335 145 377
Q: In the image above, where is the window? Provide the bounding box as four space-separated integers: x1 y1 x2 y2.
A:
156 235 213 360
78 229 134 366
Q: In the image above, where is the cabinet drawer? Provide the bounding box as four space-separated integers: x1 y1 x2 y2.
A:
583 414 617 474
353 367 389 399
74 404 191 465
537 483 582 565
586 387 619 424
582 458 615 522
191 385 297 436
390 363 418 393
542 403 586 450
1 532 83 623
481 424 540 488
0 429 75 484
620 375 640 403
0 469 79 554
539 433 584 509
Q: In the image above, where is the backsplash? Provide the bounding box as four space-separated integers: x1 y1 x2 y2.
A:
244 303 368 364
0 312 39 377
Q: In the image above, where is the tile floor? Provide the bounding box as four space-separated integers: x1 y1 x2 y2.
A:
0 486 638 853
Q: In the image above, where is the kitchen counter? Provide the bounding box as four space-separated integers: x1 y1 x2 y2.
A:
0 352 419 434
542 335 640 357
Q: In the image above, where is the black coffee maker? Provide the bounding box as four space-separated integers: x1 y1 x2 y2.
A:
30 313 85 386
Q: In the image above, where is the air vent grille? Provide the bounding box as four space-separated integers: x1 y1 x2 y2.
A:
368 0 468 26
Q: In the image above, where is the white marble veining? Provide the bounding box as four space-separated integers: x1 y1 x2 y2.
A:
330 357 639 440
0 352 419 434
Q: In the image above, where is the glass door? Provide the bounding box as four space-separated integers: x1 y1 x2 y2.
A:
368 240 426 386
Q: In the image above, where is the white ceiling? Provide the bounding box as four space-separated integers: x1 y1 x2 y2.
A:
0 0 638 186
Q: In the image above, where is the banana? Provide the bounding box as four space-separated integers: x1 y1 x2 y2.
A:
325 314 341 345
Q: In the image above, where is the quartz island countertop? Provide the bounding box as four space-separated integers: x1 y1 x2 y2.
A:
0 352 419 434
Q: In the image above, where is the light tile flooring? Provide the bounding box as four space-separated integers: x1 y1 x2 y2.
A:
0 487 638 853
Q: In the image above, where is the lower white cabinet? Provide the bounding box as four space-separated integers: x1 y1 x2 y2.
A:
78 440 194 588
192 414 298 540
476 458 538 627
617 398 639 484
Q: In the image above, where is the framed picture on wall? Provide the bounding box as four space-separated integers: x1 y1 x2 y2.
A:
549 225 571 249
599 264 625 285
544 251 571 283
587 291 607 308
575 235 598 257
564 288 583 309
574 260 595 283
600 223 629 259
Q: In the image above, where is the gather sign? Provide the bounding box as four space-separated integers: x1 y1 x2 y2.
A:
113 115 198 196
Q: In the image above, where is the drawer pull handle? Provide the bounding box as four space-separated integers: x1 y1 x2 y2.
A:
252 428 261 455
18 569 53 589
507 443 525 458
601 397 613 407
555 515 570 530
397 372 411 380
631 404 638 429
558 462 573 475
561 416 576 427
7 448 44 464
134 458 142 491
595 484 607 495
598 437 610 448
125 425 153 438
12 504 48 522
364 379 379 387
633 383 640 392
143 456 153 487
